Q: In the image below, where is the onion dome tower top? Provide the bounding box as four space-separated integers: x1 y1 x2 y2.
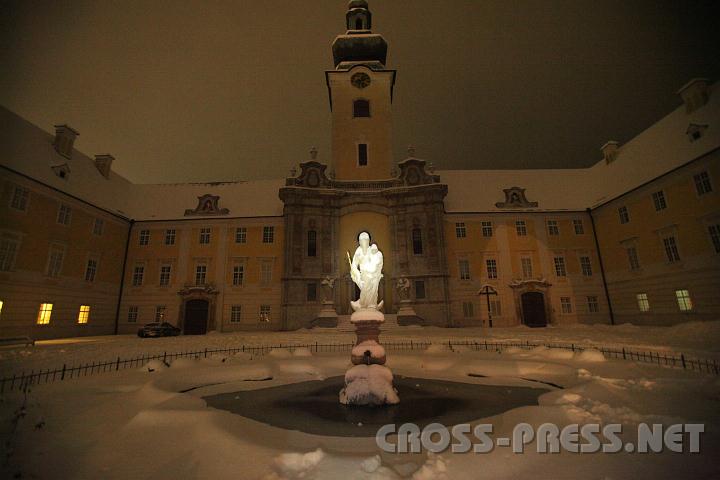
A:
332 0 388 70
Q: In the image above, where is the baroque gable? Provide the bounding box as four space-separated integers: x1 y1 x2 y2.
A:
184 194 230 216
495 187 538 209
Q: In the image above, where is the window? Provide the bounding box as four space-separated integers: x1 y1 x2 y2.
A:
553 256 566 277
132 266 144 286
709 224 720 253
231 305 242 323
57 204 72 225
652 190 667 211
675 289 693 312
515 220 527 236
262 226 274 243
85 258 98 282
259 304 271 319
0 300 3 318
462 301 474 318
47 245 64 277
10 186 29 211
155 305 166 322
235 227 247 244
412 228 423 255
458 259 471 280
139 229 150 246
455 222 466 238
580 256 593 276
165 229 176 245
307 230 317 257
489 299 502 317
636 293 650 312
307 283 317 301
128 306 139 322
521 257 533 279
486 259 497 279
573 219 584 235
37 303 53 324
481 221 493 237
415 280 426 299
232 265 244 286
195 265 207 285
199 227 211 244
694 171 713 195
261 262 273 285
663 236 680 263
618 206 630 224
587 296 599 313
357 143 368 166
77 305 90 324
353 99 370 117
92 218 104 236
0 237 19 271
159 265 171 286
627 246 640 270
546 220 559 236
560 297 572 314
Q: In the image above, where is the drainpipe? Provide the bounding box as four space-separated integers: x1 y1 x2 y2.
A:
114 219 134 334
587 208 614 325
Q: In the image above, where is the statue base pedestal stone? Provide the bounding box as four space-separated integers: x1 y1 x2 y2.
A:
312 302 338 328
350 308 384 345
397 300 423 326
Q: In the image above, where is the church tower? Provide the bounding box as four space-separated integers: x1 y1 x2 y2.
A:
326 0 396 180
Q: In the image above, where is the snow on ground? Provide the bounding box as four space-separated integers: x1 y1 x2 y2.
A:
1 346 719 479
2 321 719 376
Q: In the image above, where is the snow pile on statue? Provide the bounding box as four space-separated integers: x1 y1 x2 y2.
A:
339 364 399 406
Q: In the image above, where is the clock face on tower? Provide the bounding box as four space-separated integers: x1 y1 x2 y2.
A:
351 72 371 89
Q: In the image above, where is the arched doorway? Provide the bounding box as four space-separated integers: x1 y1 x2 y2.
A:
521 292 547 327
184 299 209 335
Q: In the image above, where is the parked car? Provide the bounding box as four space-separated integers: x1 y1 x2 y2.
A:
137 322 181 338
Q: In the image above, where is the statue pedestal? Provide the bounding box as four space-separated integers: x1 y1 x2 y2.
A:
397 299 423 326
312 301 338 327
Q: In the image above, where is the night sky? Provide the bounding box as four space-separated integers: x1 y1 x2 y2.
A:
1 0 718 184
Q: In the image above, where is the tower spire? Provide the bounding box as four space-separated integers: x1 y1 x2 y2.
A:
332 1 388 71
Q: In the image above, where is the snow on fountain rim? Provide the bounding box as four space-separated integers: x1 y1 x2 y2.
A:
350 308 385 323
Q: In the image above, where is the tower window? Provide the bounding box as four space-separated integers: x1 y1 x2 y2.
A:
307 230 317 257
358 143 368 166
411 228 423 255
355 18 363 29
353 99 370 118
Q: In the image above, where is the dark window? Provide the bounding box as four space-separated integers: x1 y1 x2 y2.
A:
355 18 363 29
307 283 317 301
353 99 370 118
412 228 423 255
307 230 317 257
358 143 368 166
415 280 426 299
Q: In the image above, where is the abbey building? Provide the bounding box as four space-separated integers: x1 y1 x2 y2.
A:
1 1 719 340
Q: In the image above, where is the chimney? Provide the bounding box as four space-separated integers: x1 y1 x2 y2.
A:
677 78 710 113
600 141 620 164
94 154 114 179
53 124 79 158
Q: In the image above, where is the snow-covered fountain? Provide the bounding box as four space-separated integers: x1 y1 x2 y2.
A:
339 232 399 406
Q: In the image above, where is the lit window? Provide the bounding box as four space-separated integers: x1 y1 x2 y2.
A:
515 220 527 236
553 256 566 277
455 222 466 238
57 204 72 225
155 305 166 322
618 206 630 224
0 300 3 318
307 230 317 257
521 257 533 279
232 265 244 286
580 256 593 276
675 289 693 312
652 190 667 211
694 171 713 195
199 227 211 244
47 245 64 277
636 293 650 312
231 305 242 323
462 301 474 318
307 283 317 301
165 229 176 245
10 186 29 211
259 304 271 320
235 227 247 244
0 237 19 272
37 303 53 324
627 247 640 270
481 221 493 237
159 265 171 286
262 226 274 243
357 143 368 166
77 305 90 324
92 218 104 236
415 280 426 299
128 306 139 322
139 229 150 246
546 220 559 236
261 262 272 285
573 219 584 234
353 99 370 117
663 236 680 263
195 265 207 285
486 259 497 279
132 265 144 286
560 297 572 314
458 259 471 280
85 258 98 282
412 228 423 255
587 296 599 313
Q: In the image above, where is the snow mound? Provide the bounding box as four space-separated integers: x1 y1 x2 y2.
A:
141 359 168 372
576 348 606 362
503 346 524 354
292 347 313 357
275 361 322 377
351 340 386 360
272 448 325 479
268 348 293 358
541 348 575 360
425 344 451 354
360 455 381 473
169 357 200 369
340 364 399 405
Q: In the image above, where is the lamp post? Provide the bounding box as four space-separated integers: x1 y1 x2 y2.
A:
478 284 498 328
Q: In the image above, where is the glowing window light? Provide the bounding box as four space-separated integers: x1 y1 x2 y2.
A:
37 303 53 324
78 305 90 324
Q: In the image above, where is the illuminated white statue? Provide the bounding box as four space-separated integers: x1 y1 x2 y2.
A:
347 231 384 312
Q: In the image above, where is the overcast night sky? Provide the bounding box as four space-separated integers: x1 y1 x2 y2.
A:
1 0 718 184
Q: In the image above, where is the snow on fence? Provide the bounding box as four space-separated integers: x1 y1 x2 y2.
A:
1 339 718 393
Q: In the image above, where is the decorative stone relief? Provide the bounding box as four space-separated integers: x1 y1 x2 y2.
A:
495 187 539 209
184 194 230 216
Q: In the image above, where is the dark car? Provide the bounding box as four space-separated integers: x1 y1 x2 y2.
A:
137 322 181 338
